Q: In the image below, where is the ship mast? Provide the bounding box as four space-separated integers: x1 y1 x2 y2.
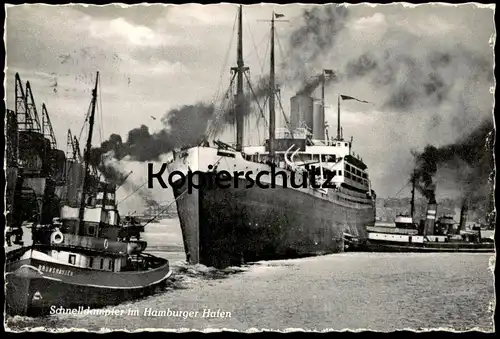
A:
235 5 245 151
337 95 341 140
321 73 326 143
259 11 286 158
78 71 99 235
268 12 276 159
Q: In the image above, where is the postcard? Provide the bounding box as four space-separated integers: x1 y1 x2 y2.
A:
4 2 495 333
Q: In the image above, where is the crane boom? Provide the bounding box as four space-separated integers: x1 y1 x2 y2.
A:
42 103 57 149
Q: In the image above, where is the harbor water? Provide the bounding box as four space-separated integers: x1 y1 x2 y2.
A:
5 218 495 332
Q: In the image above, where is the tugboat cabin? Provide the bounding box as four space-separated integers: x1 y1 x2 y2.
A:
50 181 147 273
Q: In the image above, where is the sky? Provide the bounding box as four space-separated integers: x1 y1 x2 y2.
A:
4 3 496 211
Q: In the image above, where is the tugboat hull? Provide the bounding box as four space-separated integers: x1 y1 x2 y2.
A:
364 240 495 253
5 248 172 316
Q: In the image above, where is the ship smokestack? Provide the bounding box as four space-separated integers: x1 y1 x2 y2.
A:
423 197 437 236
312 102 324 140
459 199 468 231
290 94 314 133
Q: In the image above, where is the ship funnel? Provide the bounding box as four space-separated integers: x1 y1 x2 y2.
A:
423 198 437 236
459 200 468 231
290 95 314 133
312 102 325 140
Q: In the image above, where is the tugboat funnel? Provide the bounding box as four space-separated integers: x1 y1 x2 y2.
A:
424 198 437 236
459 200 468 232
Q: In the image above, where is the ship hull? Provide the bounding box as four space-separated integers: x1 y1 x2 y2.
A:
364 240 495 253
5 248 172 316
168 146 375 268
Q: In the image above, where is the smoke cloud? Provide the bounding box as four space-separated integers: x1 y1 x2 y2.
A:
295 72 340 96
100 153 174 214
277 4 493 204
90 4 493 207
279 5 493 116
281 5 348 93
343 45 493 112
90 103 214 181
412 119 494 207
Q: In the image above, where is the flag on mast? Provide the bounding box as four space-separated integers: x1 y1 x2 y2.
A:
340 95 370 104
275 13 285 18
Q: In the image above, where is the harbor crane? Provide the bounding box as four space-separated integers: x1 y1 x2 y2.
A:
41 103 57 149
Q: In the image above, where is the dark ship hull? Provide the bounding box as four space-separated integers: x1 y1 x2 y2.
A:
5 247 172 316
172 166 375 268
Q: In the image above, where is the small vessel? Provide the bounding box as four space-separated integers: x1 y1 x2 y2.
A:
166 6 376 268
363 175 494 253
5 72 172 316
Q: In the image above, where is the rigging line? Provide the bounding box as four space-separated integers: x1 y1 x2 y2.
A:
393 180 411 199
243 10 266 71
275 29 286 70
215 73 236 133
213 69 235 121
117 181 149 206
260 31 270 76
78 100 93 142
213 12 238 104
277 91 292 134
208 105 225 140
97 105 103 145
242 33 267 66
254 95 269 144
243 71 267 123
208 73 236 139
260 96 269 124
142 155 224 226
251 110 261 146
96 77 107 174
142 190 187 227
98 76 104 145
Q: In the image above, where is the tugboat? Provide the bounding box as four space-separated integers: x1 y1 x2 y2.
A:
363 175 494 253
5 72 172 316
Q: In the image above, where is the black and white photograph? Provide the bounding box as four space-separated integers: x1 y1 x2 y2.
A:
4 2 496 332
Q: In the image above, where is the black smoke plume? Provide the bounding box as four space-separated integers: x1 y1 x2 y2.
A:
413 119 494 205
295 72 340 96
90 103 214 182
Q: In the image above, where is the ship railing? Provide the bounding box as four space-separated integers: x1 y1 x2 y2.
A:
310 139 328 146
140 252 169 268
276 127 308 139
51 233 129 255
47 243 127 257
366 226 419 235
126 252 168 271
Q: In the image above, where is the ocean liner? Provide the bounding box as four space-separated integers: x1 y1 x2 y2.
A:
166 6 376 268
5 72 171 316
